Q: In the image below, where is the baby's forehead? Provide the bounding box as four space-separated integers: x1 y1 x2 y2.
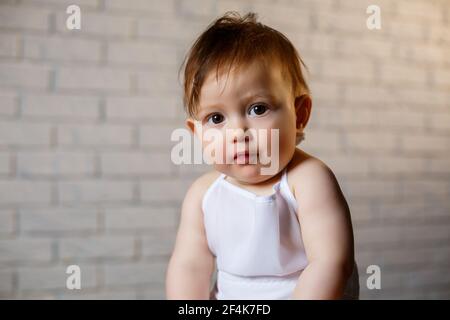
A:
200 61 287 98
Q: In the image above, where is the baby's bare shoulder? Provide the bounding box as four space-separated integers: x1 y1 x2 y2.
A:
287 149 331 179
287 149 339 198
184 170 222 203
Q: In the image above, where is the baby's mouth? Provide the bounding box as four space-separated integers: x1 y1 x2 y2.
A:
233 151 258 164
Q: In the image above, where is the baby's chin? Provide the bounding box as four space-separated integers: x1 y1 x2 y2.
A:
215 164 280 184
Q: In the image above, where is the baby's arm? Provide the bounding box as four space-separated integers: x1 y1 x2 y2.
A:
166 174 216 299
290 158 355 299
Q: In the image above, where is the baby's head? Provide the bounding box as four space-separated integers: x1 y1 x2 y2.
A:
181 12 312 184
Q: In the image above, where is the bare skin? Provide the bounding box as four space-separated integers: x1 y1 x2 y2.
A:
166 61 355 299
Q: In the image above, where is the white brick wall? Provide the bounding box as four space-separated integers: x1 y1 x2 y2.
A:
0 0 449 300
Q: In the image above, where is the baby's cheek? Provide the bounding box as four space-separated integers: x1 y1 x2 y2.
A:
259 128 279 157
202 133 228 164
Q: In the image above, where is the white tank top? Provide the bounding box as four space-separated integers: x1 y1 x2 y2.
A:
202 167 360 300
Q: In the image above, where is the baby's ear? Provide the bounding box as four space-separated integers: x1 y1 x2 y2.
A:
294 94 312 130
185 117 197 136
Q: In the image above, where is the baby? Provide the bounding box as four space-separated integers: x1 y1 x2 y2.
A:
166 11 359 300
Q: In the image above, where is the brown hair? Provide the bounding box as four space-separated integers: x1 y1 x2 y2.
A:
180 11 310 119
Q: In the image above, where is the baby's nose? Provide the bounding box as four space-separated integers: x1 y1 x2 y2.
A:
233 133 250 144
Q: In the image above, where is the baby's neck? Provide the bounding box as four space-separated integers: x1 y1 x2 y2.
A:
224 168 284 193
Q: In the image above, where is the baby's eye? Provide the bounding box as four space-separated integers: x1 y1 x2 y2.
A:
206 113 225 125
248 104 269 117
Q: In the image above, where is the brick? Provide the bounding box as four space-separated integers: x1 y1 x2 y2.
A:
393 88 450 108
104 262 166 286
409 43 445 65
17 151 95 177
396 1 442 21
291 33 330 58
0 34 19 58
382 269 450 292
136 18 205 43
217 0 253 18
429 25 450 44
60 289 138 300
301 129 341 151
309 81 341 102
348 202 373 225
402 179 449 198
369 155 425 175
0 270 14 294
22 0 99 8
428 113 450 131
104 207 177 230
55 12 133 37
343 85 394 104
428 157 450 174
0 181 52 204
380 63 429 86
356 223 450 247
0 92 17 116
21 94 99 119
56 67 131 92
252 2 311 31
0 238 52 262
142 229 176 256
336 37 393 59
0 5 50 31
140 124 180 148
18 265 97 290
136 70 181 94
57 124 133 147
0 209 15 235
316 10 368 34
58 180 134 204
24 36 102 63
139 283 166 299
0 153 11 175
106 0 175 14
0 121 50 146
19 208 97 233
59 236 135 259
315 107 374 127
141 178 191 203
373 109 425 129
320 154 370 176
0 63 50 89
341 179 402 200
357 248 450 280
177 162 211 177
433 68 450 89
106 96 178 120
344 131 397 151
388 20 427 41
376 199 425 221
401 134 450 153
179 0 215 18
322 58 374 83
16 291 57 299
100 152 172 176
107 42 178 67
337 0 396 12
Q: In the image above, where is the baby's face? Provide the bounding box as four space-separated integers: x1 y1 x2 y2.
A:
190 61 300 183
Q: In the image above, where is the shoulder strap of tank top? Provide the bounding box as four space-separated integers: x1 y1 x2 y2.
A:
280 166 299 212
202 172 227 213
281 166 288 184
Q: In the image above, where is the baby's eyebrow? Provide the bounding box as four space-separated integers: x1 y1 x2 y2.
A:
198 91 276 116
241 92 276 104
197 102 226 117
